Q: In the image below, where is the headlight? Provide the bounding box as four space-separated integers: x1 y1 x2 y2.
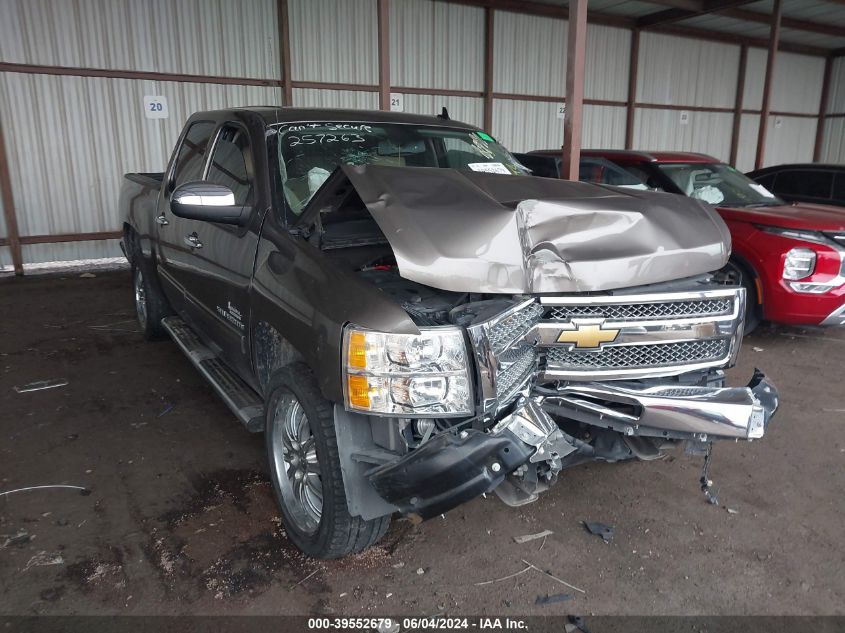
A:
343 326 473 417
783 247 816 280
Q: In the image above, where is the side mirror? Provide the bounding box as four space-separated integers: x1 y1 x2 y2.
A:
170 182 249 225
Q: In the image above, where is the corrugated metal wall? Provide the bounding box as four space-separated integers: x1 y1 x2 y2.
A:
0 0 834 270
821 57 845 163
0 0 279 79
0 0 281 269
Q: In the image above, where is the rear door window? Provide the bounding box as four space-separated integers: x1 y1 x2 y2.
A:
833 173 845 201
774 170 833 199
170 121 216 191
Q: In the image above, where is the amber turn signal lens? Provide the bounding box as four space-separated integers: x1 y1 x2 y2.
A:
348 331 368 368
347 375 371 408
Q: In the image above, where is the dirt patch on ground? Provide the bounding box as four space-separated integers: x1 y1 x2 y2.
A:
0 271 843 615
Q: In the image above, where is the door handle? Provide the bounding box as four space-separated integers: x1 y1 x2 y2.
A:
183 233 203 249
155 214 169 226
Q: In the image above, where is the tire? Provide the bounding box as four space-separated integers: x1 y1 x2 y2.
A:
720 260 761 335
265 363 390 559
130 242 172 341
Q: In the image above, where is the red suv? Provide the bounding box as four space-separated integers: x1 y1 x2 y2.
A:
526 150 845 330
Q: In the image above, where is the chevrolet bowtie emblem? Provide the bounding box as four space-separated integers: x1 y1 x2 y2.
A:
557 323 620 349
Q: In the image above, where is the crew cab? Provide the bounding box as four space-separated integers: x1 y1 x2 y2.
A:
121 109 778 559
526 150 845 330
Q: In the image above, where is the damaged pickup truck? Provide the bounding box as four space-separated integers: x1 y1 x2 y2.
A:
120 107 779 559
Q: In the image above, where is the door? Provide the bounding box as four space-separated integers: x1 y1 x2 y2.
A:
156 119 218 313
178 123 260 378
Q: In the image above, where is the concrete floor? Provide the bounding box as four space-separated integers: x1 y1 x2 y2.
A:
1 271 843 616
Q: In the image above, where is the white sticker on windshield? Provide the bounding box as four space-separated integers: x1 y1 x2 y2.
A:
468 162 511 175
750 183 776 198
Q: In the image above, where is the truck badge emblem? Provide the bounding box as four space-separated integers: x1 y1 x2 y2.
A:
556 323 620 349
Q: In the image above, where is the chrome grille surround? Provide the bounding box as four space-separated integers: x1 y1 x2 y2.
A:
466 289 745 416
538 288 745 381
548 298 732 322
466 299 541 415
546 339 730 371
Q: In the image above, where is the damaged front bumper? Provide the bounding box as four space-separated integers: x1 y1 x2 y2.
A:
367 371 778 520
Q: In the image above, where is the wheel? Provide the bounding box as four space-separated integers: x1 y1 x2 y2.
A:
132 257 171 341
265 363 390 559
719 260 761 335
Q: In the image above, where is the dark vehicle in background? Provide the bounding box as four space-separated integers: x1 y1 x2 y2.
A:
515 151 648 189
578 150 845 330
747 163 845 208
120 109 778 559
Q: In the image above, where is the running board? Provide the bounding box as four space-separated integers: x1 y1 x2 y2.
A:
161 316 264 432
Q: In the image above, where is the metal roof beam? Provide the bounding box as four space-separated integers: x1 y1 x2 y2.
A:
637 0 758 28
720 8 845 37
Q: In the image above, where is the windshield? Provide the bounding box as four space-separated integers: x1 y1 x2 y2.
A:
655 162 783 207
277 122 527 214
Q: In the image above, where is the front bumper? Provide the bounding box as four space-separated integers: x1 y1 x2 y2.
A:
543 369 779 441
821 303 845 326
368 371 779 519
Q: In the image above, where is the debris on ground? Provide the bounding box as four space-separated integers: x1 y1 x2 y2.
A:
392 561 405 569
1 530 32 548
535 592 572 605
13 379 68 393
416 567 425 575
474 565 532 586
289 567 321 589
0 484 90 498
726 507 739 515
513 529 553 544
700 443 720 506
521 559 586 594
24 551 64 571
158 404 174 417
752 346 764 352
566 615 592 633
583 521 614 543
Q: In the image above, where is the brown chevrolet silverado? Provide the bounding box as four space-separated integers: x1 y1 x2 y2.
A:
120 107 779 559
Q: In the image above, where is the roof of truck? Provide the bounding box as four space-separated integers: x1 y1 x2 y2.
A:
195 106 480 130
529 149 720 164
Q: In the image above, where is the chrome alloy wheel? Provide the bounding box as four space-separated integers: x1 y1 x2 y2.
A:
269 395 323 534
134 266 148 329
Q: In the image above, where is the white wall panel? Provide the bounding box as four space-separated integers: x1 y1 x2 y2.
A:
0 72 279 262
735 113 760 173
585 25 630 102
638 33 739 108
820 118 845 164
390 0 484 91
494 12 567 97
289 0 377 84
633 109 733 162
583 105 627 149
742 47 767 111
770 53 824 114
400 95 483 129
763 116 818 167
292 88 379 110
22 241 123 266
0 0 280 80
492 99 562 154
826 57 845 114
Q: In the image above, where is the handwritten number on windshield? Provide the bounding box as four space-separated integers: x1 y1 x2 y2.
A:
287 133 366 147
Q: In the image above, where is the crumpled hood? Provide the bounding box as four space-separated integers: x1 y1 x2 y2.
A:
339 165 732 294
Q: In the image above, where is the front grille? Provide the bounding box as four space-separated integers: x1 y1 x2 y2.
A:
495 346 537 401
546 339 729 371
548 298 733 322
488 302 544 354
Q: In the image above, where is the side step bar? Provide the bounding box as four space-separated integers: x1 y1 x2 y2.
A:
161 316 264 432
